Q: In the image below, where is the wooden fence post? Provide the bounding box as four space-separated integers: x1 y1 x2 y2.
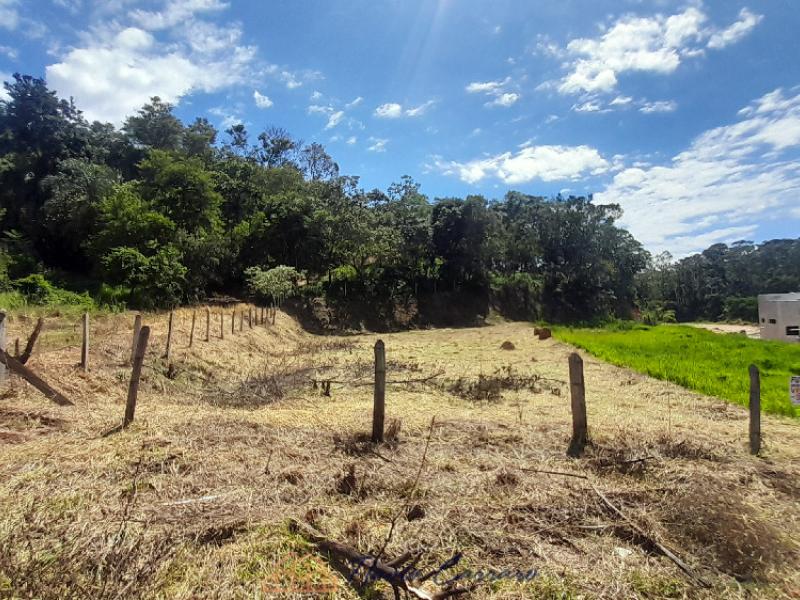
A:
189 311 196 347
231 311 235 334
372 339 386 443
81 312 89 372
205 308 210 342
249 307 253 328
124 326 150 428
749 364 761 455
240 309 244 332
567 352 588 457
0 311 6 382
130 314 142 365
164 311 174 359
220 312 224 339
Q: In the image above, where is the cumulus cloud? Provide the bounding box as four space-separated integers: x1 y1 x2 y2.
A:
374 100 434 118
46 5 258 125
325 110 344 130
466 76 520 108
253 90 272 109
131 0 229 31
374 102 403 118
708 8 763 49
595 88 800 256
368 137 388 152
0 0 19 30
0 72 11 101
432 144 609 185
554 6 762 95
639 100 677 113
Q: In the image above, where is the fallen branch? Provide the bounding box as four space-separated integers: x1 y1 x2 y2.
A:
309 371 445 388
589 482 709 587
0 349 73 406
18 317 44 365
288 518 473 600
518 467 588 480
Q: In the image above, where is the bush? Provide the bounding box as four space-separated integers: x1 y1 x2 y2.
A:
245 265 301 305
12 274 95 309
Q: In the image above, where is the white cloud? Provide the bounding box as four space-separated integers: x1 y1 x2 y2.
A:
309 90 323 101
466 76 520 108
374 101 433 118
639 99 677 113
573 99 605 113
131 0 229 31
208 106 241 129
0 72 11 101
708 8 763 50
375 102 403 119
0 0 19 30
405 99 436 116
325 110 344 130
346 136 357 145
595 88 800 256
486 92 520 108
253 90 272 109
558 7 706 95
610 95 633 106
433 144 609 185
345 96 363 109
554 6 762 96
0 44 16 59
368 137 388 152
46 11 257 125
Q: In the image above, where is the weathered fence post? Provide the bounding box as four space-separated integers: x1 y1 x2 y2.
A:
189 311 196 347
749 364 761 455
372 339 386 443
81 312 89 372
205 308 210 342
249 307 253 328
0 311 6 382
130 314 142 365
567 352 588 457
231 311 235 334
124 326 150 428
240 309 244 332
20 317 44 365
164 311 174 359
220 312 224 339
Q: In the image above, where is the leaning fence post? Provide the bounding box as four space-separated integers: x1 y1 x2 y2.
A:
130 314 142 365
749 364 761 455
372 339 386 443
567 352 588 457
124 326 150 428
189 311 196 347
0 311 6 382
164 311 174 359
81 312 89 372
205 308 210 342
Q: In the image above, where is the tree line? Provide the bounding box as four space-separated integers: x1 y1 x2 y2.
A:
0 73 797 323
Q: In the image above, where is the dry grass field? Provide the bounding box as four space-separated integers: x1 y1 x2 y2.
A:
0 309 799 599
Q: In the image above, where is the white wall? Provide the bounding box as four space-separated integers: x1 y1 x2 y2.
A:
758 293 800 342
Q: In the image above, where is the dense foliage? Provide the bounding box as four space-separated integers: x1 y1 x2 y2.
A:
637 241 800 322
1 74 795 323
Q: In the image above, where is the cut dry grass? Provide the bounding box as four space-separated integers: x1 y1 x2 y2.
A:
0 313 799 599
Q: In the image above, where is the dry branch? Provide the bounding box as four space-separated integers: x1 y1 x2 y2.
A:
288 518 472 600
0 349 73 406
19 317 44 365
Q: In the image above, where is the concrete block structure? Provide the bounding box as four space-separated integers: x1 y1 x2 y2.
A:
758 293 800 342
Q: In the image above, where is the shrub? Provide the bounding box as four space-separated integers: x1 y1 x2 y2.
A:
245 265 301 306
12 274 94 309
722 296 757 323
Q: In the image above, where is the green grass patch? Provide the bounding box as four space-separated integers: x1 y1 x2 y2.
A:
553 324 800 418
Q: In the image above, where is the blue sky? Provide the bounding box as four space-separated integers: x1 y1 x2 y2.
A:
1 0 799 257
